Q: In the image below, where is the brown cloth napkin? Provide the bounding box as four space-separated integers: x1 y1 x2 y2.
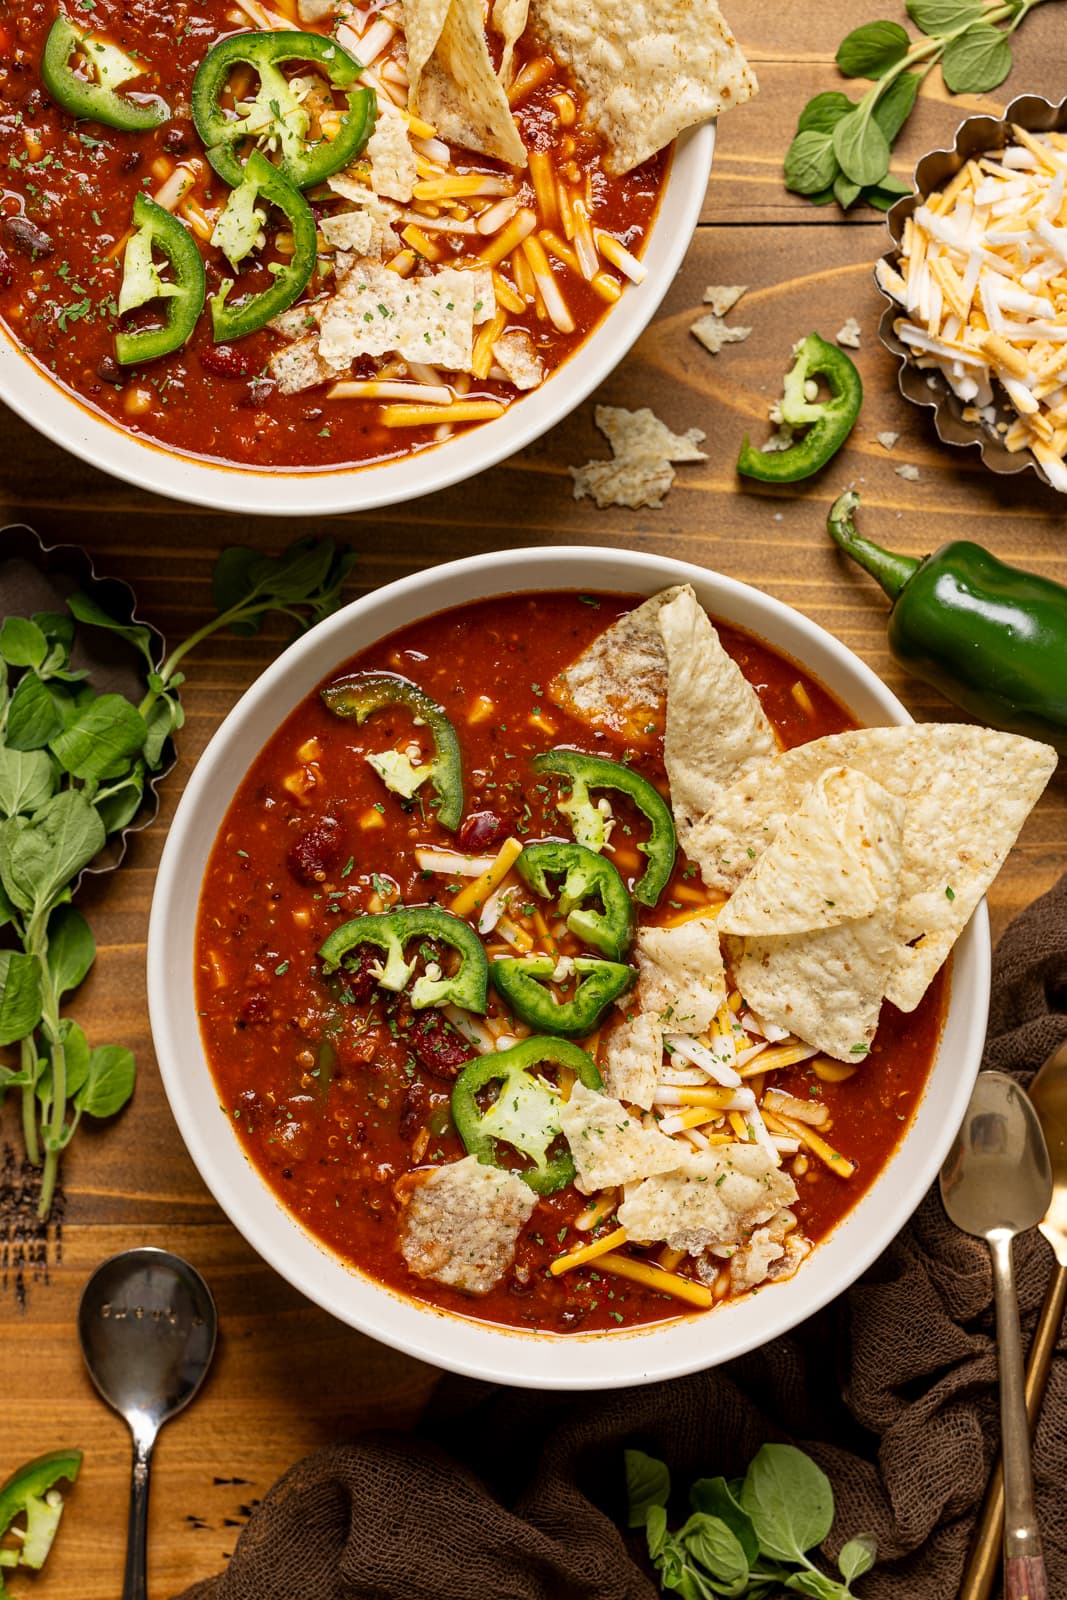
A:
178 875 1067 1600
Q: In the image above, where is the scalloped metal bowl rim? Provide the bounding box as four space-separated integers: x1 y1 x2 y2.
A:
875 91 1067 491
146 545 992 1390
0 125 713 518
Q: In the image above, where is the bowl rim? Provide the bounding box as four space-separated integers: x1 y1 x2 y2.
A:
147 545 991 1389
0 126 713 518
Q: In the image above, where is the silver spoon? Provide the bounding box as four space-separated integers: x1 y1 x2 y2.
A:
78 1248 218 1600
941 1070 1052 1600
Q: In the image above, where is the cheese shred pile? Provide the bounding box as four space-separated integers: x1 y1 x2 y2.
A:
877 125 1067 492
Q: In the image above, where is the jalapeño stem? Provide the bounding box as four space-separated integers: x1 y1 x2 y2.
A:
827 489 922 603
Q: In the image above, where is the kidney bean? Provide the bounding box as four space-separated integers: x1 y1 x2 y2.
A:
456 810 506 853
408 1011 474 1080
2 214 52 257
287 814 344 884
200 343 258 380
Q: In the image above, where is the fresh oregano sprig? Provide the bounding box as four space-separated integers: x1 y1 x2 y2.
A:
785 0 1060 213
0 537 355 1219
626 1445 878 1599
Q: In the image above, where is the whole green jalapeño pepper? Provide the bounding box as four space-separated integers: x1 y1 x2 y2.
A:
193 30 376 190
532 749 676 907
319 906 488 1011
491 954 634 1037
322 671 464 830
452 1036 602 1194
738 333 862 484
0 1448 82 1595
829 490 1067 754
115 195 207 366
41 16 169 131
209 149 318 342
515 840 634 960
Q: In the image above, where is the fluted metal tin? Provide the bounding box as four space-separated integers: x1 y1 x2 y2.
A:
876 93 1067 492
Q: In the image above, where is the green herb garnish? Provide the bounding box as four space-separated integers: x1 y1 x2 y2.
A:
0 537 355 1218
785 0 1057 213
626 1444 878 1598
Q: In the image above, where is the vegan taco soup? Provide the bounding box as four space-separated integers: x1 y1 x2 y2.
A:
0 0 753 471
194 588 1056 1334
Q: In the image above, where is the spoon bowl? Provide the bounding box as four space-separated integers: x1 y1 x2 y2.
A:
79 1249 217 1600
941 1071 1053 1239
941 1071 1052 1600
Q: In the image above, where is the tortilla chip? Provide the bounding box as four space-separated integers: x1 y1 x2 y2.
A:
618 1144 796 1253
600 1011 662 1109
718 767 906 937
727 912 899 1062
558 1081 680 1194
529 0 757 175
658 586 777 844
492 0 530 85
570 407 707 510
687 725 1057 1012
410 0 527 167
719 767 905 1060
548 585 683 736
632 915 726 1034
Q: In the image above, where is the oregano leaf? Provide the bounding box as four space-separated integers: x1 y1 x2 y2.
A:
906 0 984 32
839 1533 878 1582
872 71 921 143
798 92 857 134
836 20 910 78
832 110 891 186
784 130 840 195
941 23 1013 93
834 172 862 208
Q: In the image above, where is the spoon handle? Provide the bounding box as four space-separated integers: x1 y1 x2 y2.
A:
989 1233 1047 1593
123 1427 156 1600
958 1262 1066 1600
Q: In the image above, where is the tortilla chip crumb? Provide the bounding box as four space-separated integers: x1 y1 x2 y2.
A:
703 284 748 316
570 405 707 509
877 431 900 451
836 317 862 349
895 463 921 481
691 312 752 356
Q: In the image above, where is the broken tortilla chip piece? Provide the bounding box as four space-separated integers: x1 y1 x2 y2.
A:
547 585 684 736
718 766 906 937
618 1144 796 1254
600 1011 662 1110
632 915 727 1035
686 725 1057 1012
570 407 707 511
658 585 777 843
528 0 757 175
408 0 528 167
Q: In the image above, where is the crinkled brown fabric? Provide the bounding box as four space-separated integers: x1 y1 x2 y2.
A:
177 875 1067 1600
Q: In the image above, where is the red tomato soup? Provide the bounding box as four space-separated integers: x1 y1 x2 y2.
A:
0 2 665 470
195 592 946 1334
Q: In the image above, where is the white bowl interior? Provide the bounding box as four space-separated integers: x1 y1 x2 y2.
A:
0 129 712 517
148 547 990 1389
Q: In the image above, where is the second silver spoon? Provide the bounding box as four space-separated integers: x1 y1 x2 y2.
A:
941 1070 1052 1600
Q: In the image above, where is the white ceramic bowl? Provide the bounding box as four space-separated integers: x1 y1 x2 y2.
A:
0 129 712 517
148 546 991 1389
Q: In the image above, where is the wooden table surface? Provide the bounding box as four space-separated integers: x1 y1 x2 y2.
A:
3 4 1066 1595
